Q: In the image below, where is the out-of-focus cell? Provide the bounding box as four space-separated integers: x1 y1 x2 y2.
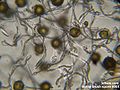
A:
15 0 27 7
99 28 111 39
69 27 81 38
56 16 68 27
40 81 52 90
36 61 51 71
90 52 101 65
13 80 24 90
115 45 120 55
102 56 117 71
37 26 49 37
33 4 45 16
34 43 44 55
51 0 64 6
51 37 62 49
0 1 9 14
4 9 15 18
